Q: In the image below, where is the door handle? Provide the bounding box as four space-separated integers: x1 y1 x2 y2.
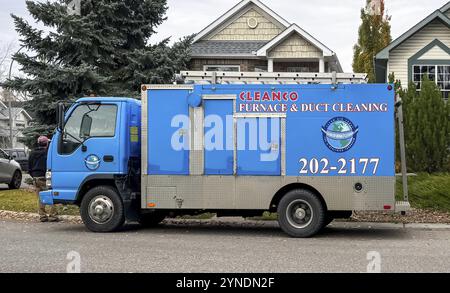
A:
103 155 114 163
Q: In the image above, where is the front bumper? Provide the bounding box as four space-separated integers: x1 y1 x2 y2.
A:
39 190 54 205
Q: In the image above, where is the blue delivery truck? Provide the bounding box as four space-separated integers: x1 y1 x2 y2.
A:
40 71 410 237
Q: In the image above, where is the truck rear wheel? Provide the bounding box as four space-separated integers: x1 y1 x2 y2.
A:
277 189 325 238
80 186 125 233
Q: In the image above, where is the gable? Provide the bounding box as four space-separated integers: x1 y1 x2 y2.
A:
376 11 450 60
268 33 322 59
418 44 450 60
390 20 450 57
445 8 450 18
208 7 284 41
194 0 289 43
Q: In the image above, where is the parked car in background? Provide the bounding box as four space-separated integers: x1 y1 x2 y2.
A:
0 148 22 189
4 149 29 172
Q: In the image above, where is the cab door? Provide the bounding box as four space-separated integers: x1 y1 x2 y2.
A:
51 102 122 201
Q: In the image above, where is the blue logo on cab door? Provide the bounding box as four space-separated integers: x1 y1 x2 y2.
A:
322 117 359 153
85 154 100 170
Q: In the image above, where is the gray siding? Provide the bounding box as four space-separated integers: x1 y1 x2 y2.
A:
388 20 450 85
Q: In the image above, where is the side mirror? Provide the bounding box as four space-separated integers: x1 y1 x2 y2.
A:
57 103 65 132
80 114 93 139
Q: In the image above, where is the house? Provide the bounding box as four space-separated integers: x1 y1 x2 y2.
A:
0 99 33 149
375 1 450 100
189 0 342 73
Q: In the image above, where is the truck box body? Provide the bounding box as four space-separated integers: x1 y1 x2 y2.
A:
141 84 395 212
39 79 406 236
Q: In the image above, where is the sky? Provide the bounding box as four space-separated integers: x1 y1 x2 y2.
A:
0 0 448 73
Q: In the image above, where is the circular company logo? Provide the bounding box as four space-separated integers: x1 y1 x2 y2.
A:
321 117 359 153
85 154 100 171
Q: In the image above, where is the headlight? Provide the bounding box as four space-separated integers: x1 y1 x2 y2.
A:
45 170 52 189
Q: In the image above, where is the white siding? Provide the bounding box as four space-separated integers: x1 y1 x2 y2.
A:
388 20 450 86
418 45 450 60
268 33 322 59
208 7 283 41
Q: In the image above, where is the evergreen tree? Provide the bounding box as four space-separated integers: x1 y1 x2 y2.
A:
404 78 449 173
353 0 392 82
2 0 192 147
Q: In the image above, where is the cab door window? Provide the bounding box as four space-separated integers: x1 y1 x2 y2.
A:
59 104 118 155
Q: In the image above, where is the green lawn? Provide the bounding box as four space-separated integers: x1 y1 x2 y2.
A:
396 173 450 212
0 189 79 216
0 173 449 217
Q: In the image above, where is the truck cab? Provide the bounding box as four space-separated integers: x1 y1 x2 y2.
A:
40 97 141 229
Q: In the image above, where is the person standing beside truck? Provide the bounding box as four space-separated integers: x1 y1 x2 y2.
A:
28 136 58 222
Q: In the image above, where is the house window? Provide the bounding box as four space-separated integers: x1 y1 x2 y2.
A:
203 65 240 72
287 67 311 73
254 66 268 72
413 65 450 100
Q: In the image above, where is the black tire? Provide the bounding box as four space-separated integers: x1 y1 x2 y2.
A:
80 186 125 233
323 215 334 228
277 189 325 238
138 211 167 228
8 170 22 190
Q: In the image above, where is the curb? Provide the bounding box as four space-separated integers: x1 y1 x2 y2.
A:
0 210 82 224
1 210 450 230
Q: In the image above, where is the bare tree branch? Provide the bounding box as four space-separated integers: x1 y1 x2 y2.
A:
0 41 16 82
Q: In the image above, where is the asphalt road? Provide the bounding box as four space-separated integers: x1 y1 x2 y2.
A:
1 219 449 273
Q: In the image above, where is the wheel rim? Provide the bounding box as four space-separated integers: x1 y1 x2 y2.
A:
88 195 114 224
286 199 314 229
14 172 21 187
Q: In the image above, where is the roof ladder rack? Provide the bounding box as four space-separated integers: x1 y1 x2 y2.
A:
176 71 368 85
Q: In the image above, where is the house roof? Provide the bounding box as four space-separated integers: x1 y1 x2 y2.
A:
0 106 33 121
441 1 450 13
191 41 267 57
256 24 334 57
193 0 290 43
376 3 450 60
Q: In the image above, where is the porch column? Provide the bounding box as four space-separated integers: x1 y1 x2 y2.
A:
319 58 325 73
268 58 274 73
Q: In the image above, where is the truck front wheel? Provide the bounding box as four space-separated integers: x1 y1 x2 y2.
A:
80 186 125 233
277 189 325 238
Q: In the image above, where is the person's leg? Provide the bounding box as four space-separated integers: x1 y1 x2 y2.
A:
34 178 48 222
47 205 59 222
